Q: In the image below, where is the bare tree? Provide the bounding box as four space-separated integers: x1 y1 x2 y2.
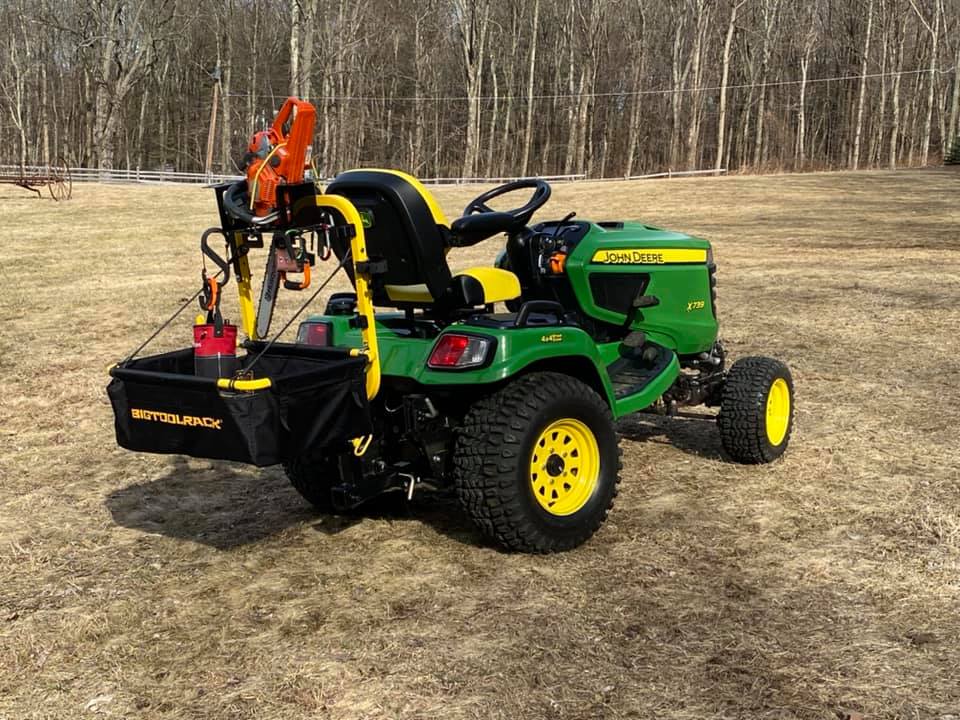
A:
520 0 540 177
716 0 746 172
2 0 957 178
455 0 491 177
852 0 875 169
909 0 943 164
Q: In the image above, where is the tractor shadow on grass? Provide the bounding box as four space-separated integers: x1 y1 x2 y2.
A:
617 412 726 461
106 414 724 551
105 456 483 550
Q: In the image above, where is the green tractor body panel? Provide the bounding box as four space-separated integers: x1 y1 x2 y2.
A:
308 218 720 419
312 312 681 418
318 315 619 393
564 222 718 355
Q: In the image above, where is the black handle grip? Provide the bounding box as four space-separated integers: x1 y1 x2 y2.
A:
222 181 257 225
515 300 565 327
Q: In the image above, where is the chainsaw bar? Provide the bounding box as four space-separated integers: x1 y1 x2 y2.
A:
256 245 280 339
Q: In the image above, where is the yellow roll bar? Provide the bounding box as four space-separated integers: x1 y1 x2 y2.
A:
232 231 258 340
314 194 381 401
227 193 381 401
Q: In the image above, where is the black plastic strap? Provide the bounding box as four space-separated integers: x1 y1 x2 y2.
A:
355 258 388 275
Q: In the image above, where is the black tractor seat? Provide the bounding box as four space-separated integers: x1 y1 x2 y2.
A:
322 169 521 311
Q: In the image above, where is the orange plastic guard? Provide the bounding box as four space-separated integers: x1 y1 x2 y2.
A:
272 97 316 184
247 97 317 215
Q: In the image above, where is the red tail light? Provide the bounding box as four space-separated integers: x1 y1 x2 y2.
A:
428 334 493 369
296 321 331 346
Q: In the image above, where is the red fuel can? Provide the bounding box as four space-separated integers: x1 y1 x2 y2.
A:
193 323 239 378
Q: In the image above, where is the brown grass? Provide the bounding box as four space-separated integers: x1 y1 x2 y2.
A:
1 169 959 719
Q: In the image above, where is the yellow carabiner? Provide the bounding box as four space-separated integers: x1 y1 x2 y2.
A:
351 435 373 457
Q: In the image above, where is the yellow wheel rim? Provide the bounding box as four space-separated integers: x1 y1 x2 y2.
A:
765 378 791 446
529 418 600 516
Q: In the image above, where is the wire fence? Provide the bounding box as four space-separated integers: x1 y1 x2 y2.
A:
1 165 730 187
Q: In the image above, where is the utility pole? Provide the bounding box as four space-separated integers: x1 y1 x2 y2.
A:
204 66 222 176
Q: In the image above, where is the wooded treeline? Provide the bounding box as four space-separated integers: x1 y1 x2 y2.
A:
1 0 957 178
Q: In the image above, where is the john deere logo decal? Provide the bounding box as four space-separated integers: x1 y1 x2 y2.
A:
592 248 707 265
131 408 223 430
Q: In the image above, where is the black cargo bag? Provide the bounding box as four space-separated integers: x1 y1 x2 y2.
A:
107 343 372 467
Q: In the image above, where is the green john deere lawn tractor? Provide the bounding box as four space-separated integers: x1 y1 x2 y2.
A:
109 167 794 554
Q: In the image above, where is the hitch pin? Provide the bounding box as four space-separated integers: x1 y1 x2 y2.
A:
398 472 420 501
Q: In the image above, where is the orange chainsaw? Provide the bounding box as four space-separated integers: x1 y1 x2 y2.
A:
245 97 317 216
238 97 318 338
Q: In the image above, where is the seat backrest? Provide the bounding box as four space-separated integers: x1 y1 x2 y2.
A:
326 169 451 305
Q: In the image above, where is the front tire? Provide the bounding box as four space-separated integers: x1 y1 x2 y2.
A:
717 356 794 464
453 372 621 553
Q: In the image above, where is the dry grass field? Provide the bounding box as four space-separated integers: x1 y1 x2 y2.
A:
1 169 958 719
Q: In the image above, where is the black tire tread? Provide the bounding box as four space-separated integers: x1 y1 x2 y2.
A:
284 455 337 512
453 372 621 553
717 356 793 464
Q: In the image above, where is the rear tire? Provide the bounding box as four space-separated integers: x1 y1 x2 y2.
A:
453 372 621 553
283 454 339 512
717 356 794 464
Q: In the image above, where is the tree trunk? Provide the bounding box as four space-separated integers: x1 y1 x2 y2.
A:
890 19 906 168
563 1 580 175
498 4 520 177
520 0 540 177
39 47 49 166
300 0 318 101
457 0 490 178
685 0 709 170
289 0 302 97
485 53 499 177
869 10 889 166
220 19 233 173
852 0 874 170
136 88 149 169
910 0 941 165
716 1 744 172
798 51 811 168
669 13 689 170
625 1 647 177
944 17 959 149
753 0 778 170
410 10 429 173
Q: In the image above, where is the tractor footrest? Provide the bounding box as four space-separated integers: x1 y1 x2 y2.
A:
107 343 372 467
608 343 675 400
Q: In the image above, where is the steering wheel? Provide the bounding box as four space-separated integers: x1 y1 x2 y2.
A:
464 178 551 225
450 179 552 247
